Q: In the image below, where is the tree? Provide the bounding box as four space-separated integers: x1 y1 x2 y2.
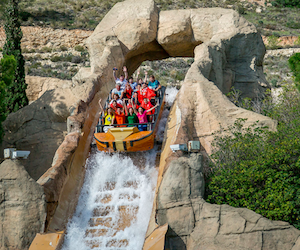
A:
0 55 17 141
288 53 300 92
3 0 28 114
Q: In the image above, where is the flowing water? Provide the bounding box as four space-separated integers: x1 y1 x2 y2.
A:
61 87 178 250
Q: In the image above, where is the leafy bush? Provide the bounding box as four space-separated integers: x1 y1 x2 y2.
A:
74 45 85 52
206 86 300 229
288 53 300 91
50 55 61 62
271 0 300 8
40 46 52 53
266 35 280 50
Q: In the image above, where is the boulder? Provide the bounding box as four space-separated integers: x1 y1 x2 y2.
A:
0 88 77 180
0 160 46 250
25 76 72 103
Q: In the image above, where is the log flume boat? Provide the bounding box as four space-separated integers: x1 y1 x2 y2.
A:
94 86 165 152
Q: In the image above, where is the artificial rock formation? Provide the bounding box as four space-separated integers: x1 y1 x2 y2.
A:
0 160 46 250
0 0 291 249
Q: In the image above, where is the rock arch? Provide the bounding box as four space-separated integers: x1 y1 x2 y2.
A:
74 0 276 155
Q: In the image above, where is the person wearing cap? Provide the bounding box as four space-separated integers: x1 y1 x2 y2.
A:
113 66 128 90
111 82 123 99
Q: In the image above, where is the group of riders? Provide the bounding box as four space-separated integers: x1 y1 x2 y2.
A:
99 66 161 132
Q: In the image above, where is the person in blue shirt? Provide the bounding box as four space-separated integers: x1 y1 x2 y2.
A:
144 71 161 95
128 77 137 90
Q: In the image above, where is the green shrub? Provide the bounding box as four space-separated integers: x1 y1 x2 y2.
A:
266 35 280 50
50 55 61 62
40 46 52 53
74 45 85 52
206 86 300 229
288 53 300 91
271 0 300 8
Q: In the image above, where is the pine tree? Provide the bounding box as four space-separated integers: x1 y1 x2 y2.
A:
3 0 28 115
0 55 17 141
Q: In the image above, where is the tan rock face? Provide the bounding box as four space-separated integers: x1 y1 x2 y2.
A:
0 160 46 250
25 76 73 103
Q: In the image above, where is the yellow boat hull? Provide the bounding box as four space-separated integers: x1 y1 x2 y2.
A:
94 127 155 152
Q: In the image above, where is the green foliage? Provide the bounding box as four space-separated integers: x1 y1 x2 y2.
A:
74 45 85 52
40 46 52 53
266 35 280 50
3 0 28 114
271 0 300 8
206 86 300 229
288 53 300 91
0 55 17 141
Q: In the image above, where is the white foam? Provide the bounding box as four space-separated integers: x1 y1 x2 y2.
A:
156 87 179 142
62 150 158 250
165 86 179 106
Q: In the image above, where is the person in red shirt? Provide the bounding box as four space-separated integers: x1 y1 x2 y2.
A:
121 83 133 100
114 100 127 127
141 98 155 122
110 100 123 111
139 82 149 101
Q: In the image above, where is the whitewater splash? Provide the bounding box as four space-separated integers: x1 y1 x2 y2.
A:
62 87 178 250
62 150 158 250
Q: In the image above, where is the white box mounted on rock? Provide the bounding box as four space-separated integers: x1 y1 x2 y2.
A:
170 144 188 152
4 148 30 159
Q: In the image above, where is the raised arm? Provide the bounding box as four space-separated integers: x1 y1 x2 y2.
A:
121 100 126 113
146 103 159 113
136 69 140 82
98 99 104 113
113 67 117 81
155 82 162 91
132 102 138 114
144 71 148 84
124 99 129 113
123 66 128 80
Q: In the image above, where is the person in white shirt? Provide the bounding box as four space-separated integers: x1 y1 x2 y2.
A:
109 93 123 106
111 83 123 99
113 66 128 90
